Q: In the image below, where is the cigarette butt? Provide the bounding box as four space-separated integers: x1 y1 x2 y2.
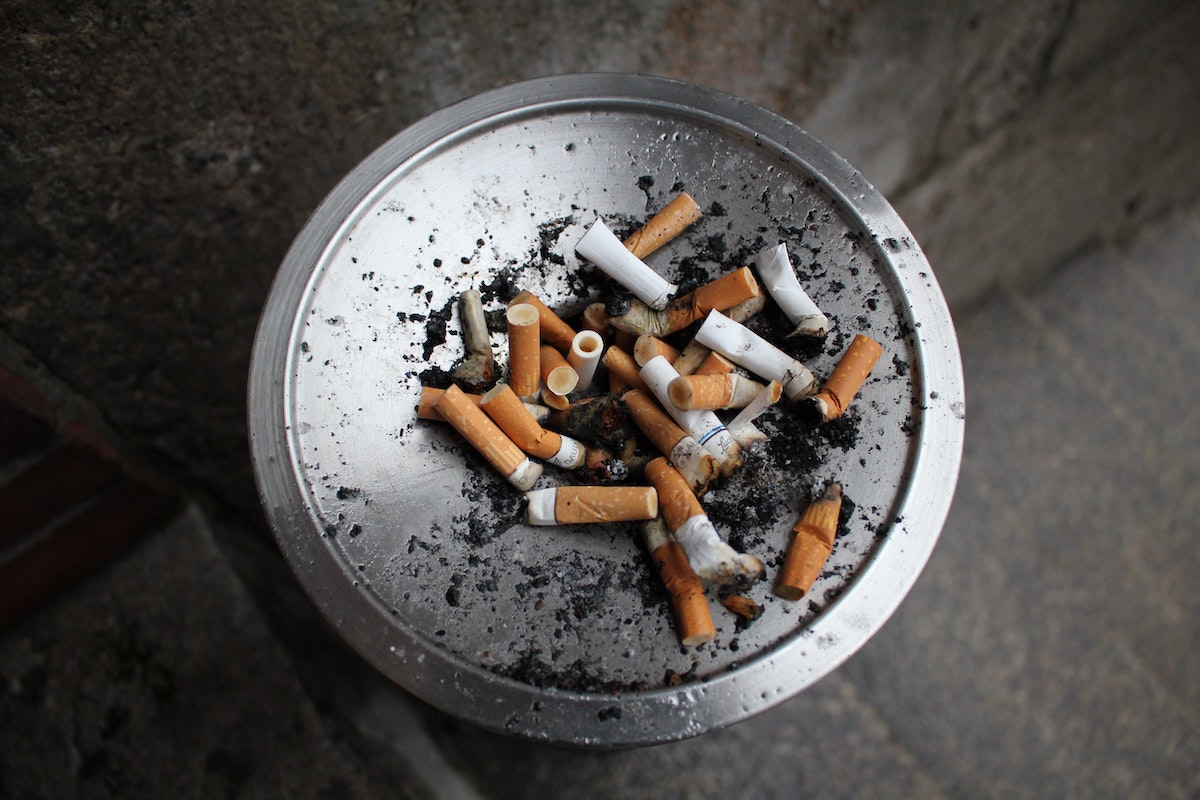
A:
642 516 715 647
434 384 543 490
753 243 830 338
510 290 576 352
719 593 763 622
581 302 611 338
645 457 763 587
450 289 495 390
640 355 742 473
672 341 711 376
506 302 541 399
418 386 481 420
568 330 604 390
775 483 843 600
645 457 705 530
601 345 646 394
812 334 883 422
623 192 703 260
540 344 579 396
608 267 760 338
693 351 734 376
694 309 817 400
660 266 759 334
420 386 549 424
727 293 767 323
479 384 586 469
540 387 571 411
622 389 719 493
634 334 679 367
576 218 678 309
668 373 763 411
525 485 658 525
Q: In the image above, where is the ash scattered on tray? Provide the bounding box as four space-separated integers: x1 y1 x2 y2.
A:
491 650 647 694
452 461 524 547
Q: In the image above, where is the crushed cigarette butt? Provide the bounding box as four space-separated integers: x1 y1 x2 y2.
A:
811 334 883 422
623 192 703 260
775 483 843 600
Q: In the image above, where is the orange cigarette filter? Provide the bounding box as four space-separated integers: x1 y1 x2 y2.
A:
601 345 646 394
418 385 482 421
525 485 658 524
433 384 542 490
644 456 704 532
510 290 576 352
506 302 541 399
623 192 703 260
643 516 714 646
622 389 687 456
693 351 734 376
540 344 579 396
662 266 760 333
668 373 733 411
633 335 679 367
668 373 763 411
775 483 843 600
479 383 584 468
814 334 883 422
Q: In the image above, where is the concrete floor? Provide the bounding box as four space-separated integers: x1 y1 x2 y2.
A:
2 202 1198 798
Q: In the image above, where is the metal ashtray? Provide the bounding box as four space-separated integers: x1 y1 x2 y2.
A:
248 74 964 747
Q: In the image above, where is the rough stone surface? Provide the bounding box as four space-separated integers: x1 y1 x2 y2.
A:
0 505 432 799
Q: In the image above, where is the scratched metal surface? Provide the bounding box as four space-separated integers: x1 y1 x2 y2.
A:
248 75 964 747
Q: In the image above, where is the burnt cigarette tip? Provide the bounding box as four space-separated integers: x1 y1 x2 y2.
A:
605 294 632 317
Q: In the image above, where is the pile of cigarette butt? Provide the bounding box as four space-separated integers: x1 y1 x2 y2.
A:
419 192 882 648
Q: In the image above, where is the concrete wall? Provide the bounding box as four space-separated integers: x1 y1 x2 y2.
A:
3 0 1198 513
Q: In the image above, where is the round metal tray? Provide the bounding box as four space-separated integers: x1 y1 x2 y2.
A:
248 74 964 747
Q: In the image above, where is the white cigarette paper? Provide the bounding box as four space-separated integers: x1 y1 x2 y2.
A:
753 244 830 338
727 380 783 432
640 355 741 470
575 218 678 310
568 330 604 390
694 310 817 400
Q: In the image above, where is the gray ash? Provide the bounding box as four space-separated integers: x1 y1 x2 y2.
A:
420 295 455 360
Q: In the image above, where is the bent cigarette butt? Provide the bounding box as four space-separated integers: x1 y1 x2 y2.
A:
633 334 679 367
668 373 764 411
568 330 604 390
450 289 495 390
753 243 831 338
623 192 703 260
434 384 543 490
576 218 678 309
727 380 783 432
479 384 586 469
642 516 715 646
645 457 763 587
694 309 817 400
776 483 843 600
601 345 646 393
525 485 658 525
506 302 541 399
510 290 576 352
812 334 883 422
623 389 719 493
540 344 579 397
